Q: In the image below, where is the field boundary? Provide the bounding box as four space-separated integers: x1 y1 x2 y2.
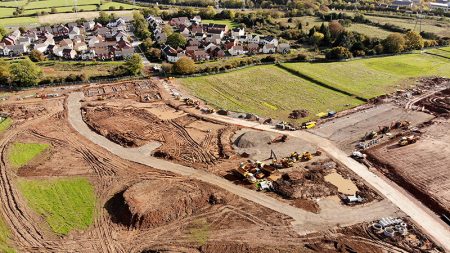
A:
424 52 450 60
275 63 368 102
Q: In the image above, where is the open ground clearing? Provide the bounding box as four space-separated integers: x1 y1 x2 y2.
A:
18 177 96 235
7 142 49 169
282 53 450 99
179 65 363 122
202 19 239 28
38 61 121 80
37 10 135 24
0 216 14 253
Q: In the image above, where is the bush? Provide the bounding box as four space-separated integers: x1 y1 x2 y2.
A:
325 46 353 60
296 53 308 61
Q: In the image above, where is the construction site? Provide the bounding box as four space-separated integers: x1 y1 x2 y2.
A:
0 76 448 252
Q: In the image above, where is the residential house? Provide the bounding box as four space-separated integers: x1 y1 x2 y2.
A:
52 46 64 57
62 48 77 59
261 44 276 54
208 46 225 59
53 25 69 37
246 43 259 54
88 35 103 47
74 42 88 52
84 21 96 31
162 45 184 63
169 17 190 28
206 24 228 34
231 28 245 38
117 47 134 59
261 36 279 47
5 44 28 56
34 43 49 53
228 45 246 56
69 26 81 39
60 39 74 49
248 34 260 44
429 1 449 11
191 16 202 23
390 0 414 8
107 18 126 28
186 49 210 62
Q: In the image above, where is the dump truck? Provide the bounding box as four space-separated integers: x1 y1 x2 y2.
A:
364 131 378 140
302 121 316 129
398 135 419 146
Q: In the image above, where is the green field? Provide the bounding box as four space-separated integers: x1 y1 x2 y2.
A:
24 0 101 9
426 47 450 59
0 0 27 7
282 53 450 99
39 61 122 79
202 19 239 28
7 142 49 169
0 7 15 18
0 215 14 253
0 118 12 133
180 65 363 121
100 2 141 10
18 178 96 235
346 23 392 39
0 16 38 26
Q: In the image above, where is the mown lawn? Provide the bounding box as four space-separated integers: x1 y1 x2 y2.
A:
426 47 450 59
100 2 141 10
282 53 450 99
180 65 363 121
18 178 96 235
8 142 49 169
202 19 239 28
0 8 16 18
24 0 101 9
346 23 392 39
0 118 12 133
0 215 15 253
0 16 38 27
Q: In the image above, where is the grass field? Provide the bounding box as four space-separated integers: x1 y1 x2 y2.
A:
346 23 392 39
0 0 27 7
282 53 450 99
202 19 239 28
0 16 38 27
8 142 49 169
0 215 14 253
426 47 450 59
0 8 15 18
18 178 96 235
0 118 12 133
24 0 101 9
180 65 363 121
38 61 121 79
365 15 450 38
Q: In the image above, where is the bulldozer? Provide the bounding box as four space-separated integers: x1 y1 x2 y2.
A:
301 152 313 161
392 120 410 130
364 131 378 140
269 134 288 144
276 122 296 131
398 135 419 146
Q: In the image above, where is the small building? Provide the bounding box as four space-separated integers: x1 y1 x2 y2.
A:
277 43 291 54
62 48 77 59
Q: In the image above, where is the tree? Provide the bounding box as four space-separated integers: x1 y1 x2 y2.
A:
29 49 46 62
0 26 7 41
383 33 405 54
404 31 424 51
123 54 144 76
148 48 162 61
10 58 42 86
199 6 217 19
0 59 11 85
312 32 324 47
167 33 187 49
329 20 344 38
326 47 353 60
173 57 195 75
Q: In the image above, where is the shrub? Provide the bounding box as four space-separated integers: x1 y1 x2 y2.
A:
325 46 353 60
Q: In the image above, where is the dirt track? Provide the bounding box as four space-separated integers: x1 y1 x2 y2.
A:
68 92 400 235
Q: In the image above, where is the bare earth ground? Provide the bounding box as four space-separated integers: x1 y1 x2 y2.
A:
0 79 446 252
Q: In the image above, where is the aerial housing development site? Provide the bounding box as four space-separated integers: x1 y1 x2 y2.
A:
0 0 450 252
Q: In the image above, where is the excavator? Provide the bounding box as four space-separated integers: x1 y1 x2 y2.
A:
398 135 419 146
301 152 313 161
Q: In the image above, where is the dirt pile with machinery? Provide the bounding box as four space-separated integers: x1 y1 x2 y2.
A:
289 109 309 119
110 180 226 229
234 131 272 148
417 87 450 117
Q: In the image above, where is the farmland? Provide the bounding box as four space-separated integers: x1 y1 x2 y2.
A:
202 19 239 28
18 178 96 235
38 61 122 79
7 142 49 169
179 65 363 121
282 53 450 99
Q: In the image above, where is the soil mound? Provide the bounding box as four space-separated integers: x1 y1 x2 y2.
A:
234 131 272 148
111 180 225 229
289 109 309 119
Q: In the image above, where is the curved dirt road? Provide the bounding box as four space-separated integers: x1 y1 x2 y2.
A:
207 113 450 251
67 92 400 236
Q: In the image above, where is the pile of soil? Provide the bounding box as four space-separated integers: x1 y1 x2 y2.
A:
417 87 450 117
233 131 272 148
112 180 226 229
289 109 309 119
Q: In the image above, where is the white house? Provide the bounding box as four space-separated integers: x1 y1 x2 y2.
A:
231 28 245 38
68 26 81 39
34 43 48 53
52 46 64 57
261 44 276 54
107 18 126 28
261 36 279 47
228 45 247 56
248 34 260 44
429 1 449 11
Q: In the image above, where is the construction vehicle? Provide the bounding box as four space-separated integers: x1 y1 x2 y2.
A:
364 131 378 140
269 134 288 144
351 151 366 160
379 125 390 134
261 164 277 174
183 98 200 106
301 152 313 161
398 135 419 146
200 107 215 114
276 122 296 131
302 121 317 129
392 120 410 129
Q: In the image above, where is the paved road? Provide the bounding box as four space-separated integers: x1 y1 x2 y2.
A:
67 92 399 236
206 113 450 251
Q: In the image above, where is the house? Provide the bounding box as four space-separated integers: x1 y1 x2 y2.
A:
188 39 201 47
162 45 184 63
53 25 69 37
69 26 81 39
261 36 279 46
277 43 291 54
84 21 96 31
228 45 246 56
114 31 128 42
34 43 49 53
117 38 132 49
52 46 64 57
169 17 190 28
93 47 113 60
180 27 191 37
390 0 414 8
194 32 206 40
118 47 134 59
80 50 96 60
429 1 449 11
60 39 74 49
3 35 17 46
208 29 225 39
62 48 77 59
208 46 225 59
246 43 259 54
155 32 167 44
204 34 221 45
248 34 260 44
231 28 245 38
186 50 210 62
88 35 103 47
206 23 228 34
261 44 276 54
17 37 31 47
107 18 126 28
5 44 28 56
191 24 203 34
96 27 110 36
191 16 202 23
74 42 88 52
67 22 78 29
224 39 238 50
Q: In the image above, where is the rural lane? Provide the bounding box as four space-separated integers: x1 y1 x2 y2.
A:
206 113 450 251
67 92 400 236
